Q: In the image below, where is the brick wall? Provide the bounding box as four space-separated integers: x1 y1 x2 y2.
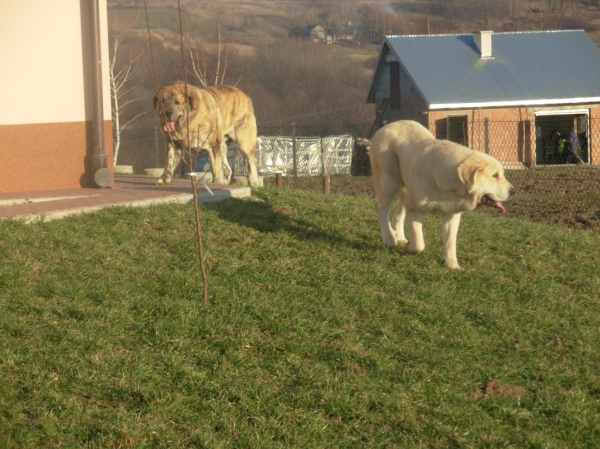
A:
426 107 600 167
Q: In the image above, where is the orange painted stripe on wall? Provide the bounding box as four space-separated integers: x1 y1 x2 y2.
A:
0 121 113 194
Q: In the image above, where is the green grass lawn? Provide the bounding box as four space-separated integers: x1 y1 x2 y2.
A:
1 188 599 448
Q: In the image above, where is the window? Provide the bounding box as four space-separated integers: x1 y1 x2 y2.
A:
435 116 468 145
448 116 468 146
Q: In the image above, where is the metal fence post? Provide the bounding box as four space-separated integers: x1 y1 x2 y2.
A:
484 118 490 154
321 137 329 193
154 126 160 167
524 119 534 168
292 122 298 189
321 137 326 173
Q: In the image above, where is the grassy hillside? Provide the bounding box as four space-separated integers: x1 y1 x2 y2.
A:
108 0 600 94
109 0 600 45
132 4 298 45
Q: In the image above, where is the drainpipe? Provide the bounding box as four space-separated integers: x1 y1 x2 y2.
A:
86 0 113 188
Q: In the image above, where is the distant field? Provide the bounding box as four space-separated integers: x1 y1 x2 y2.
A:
107 9 139 30
128 2 295 42
327 41 378 59
135 10 186 32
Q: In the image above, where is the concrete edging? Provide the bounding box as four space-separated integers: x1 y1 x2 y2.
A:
4 186 252 223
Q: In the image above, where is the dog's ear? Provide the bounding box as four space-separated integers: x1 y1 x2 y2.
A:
458 161 484 194
187 89 200 112
153 93 159 111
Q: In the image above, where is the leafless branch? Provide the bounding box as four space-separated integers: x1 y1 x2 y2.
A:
109 13 149 166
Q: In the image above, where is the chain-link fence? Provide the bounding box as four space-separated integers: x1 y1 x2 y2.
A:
449 117 600 231
118 118 600 230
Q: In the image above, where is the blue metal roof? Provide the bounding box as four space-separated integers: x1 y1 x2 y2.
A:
368 30 600 109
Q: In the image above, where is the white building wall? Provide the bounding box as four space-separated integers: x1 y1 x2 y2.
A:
0 0 111 125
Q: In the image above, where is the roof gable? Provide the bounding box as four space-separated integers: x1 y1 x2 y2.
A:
367 30 600 109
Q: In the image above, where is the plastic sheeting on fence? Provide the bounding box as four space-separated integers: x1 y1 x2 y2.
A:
194 135 355 178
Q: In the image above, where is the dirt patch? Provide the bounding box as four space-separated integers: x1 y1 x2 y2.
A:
264 167 600 232
471 380 531 400
507 168 600 231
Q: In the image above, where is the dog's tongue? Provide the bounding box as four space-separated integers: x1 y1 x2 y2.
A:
163 122 176 132
492 201 506 214
482 195 506 214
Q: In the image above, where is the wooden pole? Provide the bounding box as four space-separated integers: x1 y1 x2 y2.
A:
323 174 330 194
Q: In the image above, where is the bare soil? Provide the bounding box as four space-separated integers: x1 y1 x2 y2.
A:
265 167 600 232
508 168 600 231
471 380 531 400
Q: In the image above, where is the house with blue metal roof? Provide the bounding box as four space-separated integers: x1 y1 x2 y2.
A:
366 30 600 167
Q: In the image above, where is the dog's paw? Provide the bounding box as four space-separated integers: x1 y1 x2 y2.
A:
405 241 425 254
445 261 464 271
214 177 229 185
247 175 261 188
155 176 171 186
382 236 397 248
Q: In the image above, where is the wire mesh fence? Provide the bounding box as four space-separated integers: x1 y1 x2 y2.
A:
427 117 600 230
118 118 600 230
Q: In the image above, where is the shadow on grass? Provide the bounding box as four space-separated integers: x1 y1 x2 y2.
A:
202 195 375 250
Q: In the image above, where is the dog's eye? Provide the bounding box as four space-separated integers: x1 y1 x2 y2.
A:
174 100 180 105
493 173 499 179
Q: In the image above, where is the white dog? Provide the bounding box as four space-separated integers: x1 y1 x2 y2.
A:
369 120 515 270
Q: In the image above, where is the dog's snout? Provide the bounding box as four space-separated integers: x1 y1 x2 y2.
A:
165 108 177 120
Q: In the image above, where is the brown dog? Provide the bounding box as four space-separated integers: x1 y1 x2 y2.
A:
370 120 515 270
153 81 260 187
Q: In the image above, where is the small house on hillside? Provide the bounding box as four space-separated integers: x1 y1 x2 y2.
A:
305 25 333 44
366 30 600 167
0 0 113 194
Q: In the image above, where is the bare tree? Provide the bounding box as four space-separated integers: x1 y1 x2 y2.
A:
109 19 148 166
143 0 212 303
519 0 563 30
188 25 242 88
